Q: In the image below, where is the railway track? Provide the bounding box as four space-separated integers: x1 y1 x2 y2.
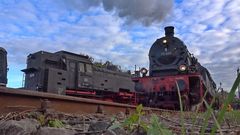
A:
0 87 179 115
1 87 239 134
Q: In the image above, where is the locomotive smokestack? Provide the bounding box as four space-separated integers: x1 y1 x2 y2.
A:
164 26 174 37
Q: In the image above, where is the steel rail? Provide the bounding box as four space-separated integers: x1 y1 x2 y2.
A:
0 87 181 115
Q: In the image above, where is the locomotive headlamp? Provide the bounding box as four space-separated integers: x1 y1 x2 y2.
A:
163 39 167 44
140 68 148 77
140 68 148 74
179 65 187 71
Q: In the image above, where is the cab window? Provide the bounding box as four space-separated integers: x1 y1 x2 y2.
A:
86 64 92 73
79 63 85 72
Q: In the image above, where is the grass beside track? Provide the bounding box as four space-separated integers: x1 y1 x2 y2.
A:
115 73 240 135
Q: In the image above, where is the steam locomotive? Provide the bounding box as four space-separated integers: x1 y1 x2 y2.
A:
1 26 218 110
22 51 136 104
0 47 7 86
133 26 217 110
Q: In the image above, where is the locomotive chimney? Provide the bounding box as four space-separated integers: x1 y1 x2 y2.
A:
164 26 174 37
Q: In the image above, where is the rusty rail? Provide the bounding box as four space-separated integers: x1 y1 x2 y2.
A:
0 87 177 115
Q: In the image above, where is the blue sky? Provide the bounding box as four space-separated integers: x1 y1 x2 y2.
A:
0 0 240 91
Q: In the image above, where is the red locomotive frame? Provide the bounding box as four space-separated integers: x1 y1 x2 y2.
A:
66 88 137 105
133 73 215 110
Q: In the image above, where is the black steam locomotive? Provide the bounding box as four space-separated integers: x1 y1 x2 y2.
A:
22 50 136 104
0 47 7 86
133 26 217 110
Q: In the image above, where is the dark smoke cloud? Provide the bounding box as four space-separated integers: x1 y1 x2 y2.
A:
60 0 173 26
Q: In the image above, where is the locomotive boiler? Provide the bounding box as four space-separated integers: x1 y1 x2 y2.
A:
133 26 217 110
0 47 7 86
22 50 136 104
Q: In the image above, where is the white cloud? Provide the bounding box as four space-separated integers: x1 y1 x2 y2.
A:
170 0 240 90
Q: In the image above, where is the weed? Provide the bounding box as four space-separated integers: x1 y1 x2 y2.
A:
38 114 45 126
48 119 64 128
147 114 172 135
176 81 186 135
210 74 240 134
224 110 240 125
121 104 147 131
110 104 173 135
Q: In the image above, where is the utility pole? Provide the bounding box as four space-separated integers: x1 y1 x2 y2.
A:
237 68 240 98
219 82 223 99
